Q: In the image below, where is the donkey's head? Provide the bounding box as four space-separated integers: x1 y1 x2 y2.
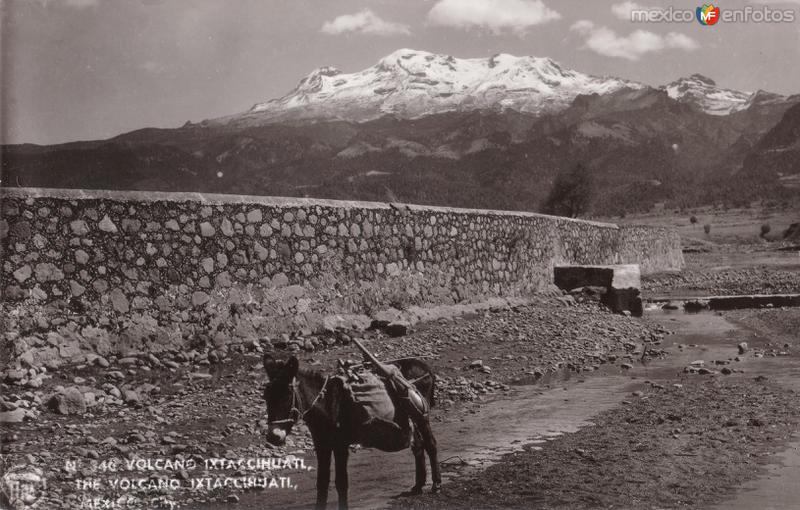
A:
263 354 299 445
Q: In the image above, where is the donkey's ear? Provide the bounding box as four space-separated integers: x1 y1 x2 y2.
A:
263 353 276 373
287 356 299 377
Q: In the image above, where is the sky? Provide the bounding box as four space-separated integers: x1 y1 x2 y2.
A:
3 0 800 145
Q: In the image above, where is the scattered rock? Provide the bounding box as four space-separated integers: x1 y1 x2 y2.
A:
47 388 87 415
4 369 26 383
385 321 410 337
683 299 709 312
0 408 26 423
122 389 141 405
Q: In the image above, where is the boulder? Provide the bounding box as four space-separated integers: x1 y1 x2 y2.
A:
0 408 26 423
554 264 642 316
385 321 410 337
122 389 141 405
47 387 87 415
4 369 26 383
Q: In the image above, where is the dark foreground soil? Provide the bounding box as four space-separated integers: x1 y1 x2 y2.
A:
395 378 800 510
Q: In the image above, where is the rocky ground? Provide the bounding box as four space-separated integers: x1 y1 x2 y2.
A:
642 249 799 298
395 378 800 510
0 297 667 509
643 267 800 297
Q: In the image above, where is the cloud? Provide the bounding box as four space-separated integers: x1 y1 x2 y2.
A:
34 0 99 7
321 9 410 36
570 20 699 60
611 1 651 20
427 0 561 34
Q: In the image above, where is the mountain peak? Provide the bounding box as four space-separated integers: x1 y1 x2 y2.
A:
242 49 643 123
687 74 716 86
382 48 429 59
663 74 750 115
310 66 342 77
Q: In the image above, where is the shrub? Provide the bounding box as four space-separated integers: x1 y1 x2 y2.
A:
690 215 698 225
541 163 594 218
760 223 771 238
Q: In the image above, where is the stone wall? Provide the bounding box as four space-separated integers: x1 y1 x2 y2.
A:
1 188 682 363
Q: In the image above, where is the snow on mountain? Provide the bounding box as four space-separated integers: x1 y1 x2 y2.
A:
662 74 753 115
240 49 645 123
217 50 784 125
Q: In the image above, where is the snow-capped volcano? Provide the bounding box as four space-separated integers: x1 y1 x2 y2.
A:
662 74 752 115
212 50 787 126
238 49 645 123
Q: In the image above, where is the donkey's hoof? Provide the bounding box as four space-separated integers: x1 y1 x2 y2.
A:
431 483 441 494
409 485 424 495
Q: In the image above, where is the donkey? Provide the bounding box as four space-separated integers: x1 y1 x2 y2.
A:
262 354 441 510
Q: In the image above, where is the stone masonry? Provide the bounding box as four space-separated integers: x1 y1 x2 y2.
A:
1 188 682 362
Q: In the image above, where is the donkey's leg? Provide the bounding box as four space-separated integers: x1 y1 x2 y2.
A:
315 447 332 510
410 425 426 494
418 419 441 493
334 446 350 510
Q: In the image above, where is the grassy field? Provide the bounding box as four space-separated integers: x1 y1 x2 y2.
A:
607 202 799 245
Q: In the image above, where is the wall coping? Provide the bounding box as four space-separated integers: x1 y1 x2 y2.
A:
1 187 622 229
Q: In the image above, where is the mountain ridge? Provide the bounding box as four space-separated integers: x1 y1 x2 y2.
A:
212 49 645 126
206 49 785 126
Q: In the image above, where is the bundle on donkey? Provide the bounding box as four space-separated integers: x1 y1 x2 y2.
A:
262 343 440 510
